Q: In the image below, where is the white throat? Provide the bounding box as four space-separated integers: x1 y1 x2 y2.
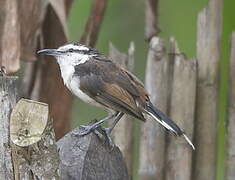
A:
56 54 90 85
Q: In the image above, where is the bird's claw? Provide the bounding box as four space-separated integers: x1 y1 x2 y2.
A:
72 125 93 136
103 127 115 150
72 124 116 150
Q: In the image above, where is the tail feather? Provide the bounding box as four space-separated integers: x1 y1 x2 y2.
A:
145 102 195 150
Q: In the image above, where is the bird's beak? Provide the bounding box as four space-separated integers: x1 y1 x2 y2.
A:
37 49 62 56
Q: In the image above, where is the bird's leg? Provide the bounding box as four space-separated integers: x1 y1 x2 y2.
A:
73 113 117 136
102 112 124 148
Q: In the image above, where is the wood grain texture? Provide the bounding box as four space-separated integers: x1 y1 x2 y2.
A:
194 0 222 179
138 36 172 180
0 0 20 74
165 41 197 180
0 76 17 180
10 99 60 180
226 32 235 180
109 42 135 176
57 127 130 180
19 0 47 61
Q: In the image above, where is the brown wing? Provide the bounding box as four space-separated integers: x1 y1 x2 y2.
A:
75 59 148 121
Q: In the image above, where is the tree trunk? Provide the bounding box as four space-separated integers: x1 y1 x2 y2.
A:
109 42 135 176
194 0 222 179
138 36 172 180
225 32 235 180
10 99 60 180
0 76 17 180
165 40 197 180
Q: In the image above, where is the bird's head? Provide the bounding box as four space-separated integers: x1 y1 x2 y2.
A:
37 43 99 65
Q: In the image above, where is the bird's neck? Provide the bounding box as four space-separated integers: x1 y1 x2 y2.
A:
57 59 75 86
56 55 90 85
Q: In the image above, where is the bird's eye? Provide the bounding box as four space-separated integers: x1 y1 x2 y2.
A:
68 48 73 52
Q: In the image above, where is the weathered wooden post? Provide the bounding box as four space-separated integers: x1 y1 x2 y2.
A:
0 75 17 180
10 99 60 179
194 0 222 179
139 36 172 179
225 32 235 180
165 40 197 180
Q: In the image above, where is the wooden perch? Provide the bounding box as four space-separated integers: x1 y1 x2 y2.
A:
57 127 130 180
10 99 60 179
109 42 135 175
194 0 222 179
139 36 172 180
226 32 235 180
0 76 17 179
165 40 197 180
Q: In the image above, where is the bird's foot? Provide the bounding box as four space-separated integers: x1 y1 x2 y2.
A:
72 125 94 136
72 120 99 136
102 127 115 150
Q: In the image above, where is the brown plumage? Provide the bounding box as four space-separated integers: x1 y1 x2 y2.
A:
75 57 148 121
37 43 195 149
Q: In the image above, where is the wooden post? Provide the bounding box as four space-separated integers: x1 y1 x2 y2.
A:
225 32 235 180
138 36 172 180
57 127 130 180
109 42 135 176
194 0 222 179
0 76 17 180
165 41 197 180
10 99 60 179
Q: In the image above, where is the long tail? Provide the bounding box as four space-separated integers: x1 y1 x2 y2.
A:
145 102 195 150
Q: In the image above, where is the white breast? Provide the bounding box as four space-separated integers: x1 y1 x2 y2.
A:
56 56 103 108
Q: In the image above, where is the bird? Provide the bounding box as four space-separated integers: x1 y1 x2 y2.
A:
37 43 195 150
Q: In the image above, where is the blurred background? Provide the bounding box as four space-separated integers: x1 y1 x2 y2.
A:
68 0 234 180
1 0 234 179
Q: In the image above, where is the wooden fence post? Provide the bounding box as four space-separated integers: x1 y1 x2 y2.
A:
138 36 172 180
10 99 60 179
194 0 222 179
165 41 197 180
225 32 235 180
109 42 135 176
0 76 17 180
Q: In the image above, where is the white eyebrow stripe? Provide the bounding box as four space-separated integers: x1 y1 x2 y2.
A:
58 44 89 51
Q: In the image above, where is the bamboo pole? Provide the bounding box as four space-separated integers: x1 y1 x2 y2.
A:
10 99 60 179
194 0 222 179
225 32 235 180
139 36 172 180
109 42 135 175
165 41 197 180
0 76 17 180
